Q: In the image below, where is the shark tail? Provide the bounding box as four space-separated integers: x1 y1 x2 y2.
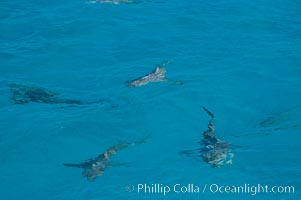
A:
160 60 172 67
202 106 214 119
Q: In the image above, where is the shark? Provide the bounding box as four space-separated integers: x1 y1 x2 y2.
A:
8 83 108 106
127 62 170 88
181 107 234 167
64 140 144 181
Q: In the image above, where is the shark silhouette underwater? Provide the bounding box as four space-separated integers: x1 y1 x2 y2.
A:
181 107 234 167
64 140 144 181
8 84 111 106
258 107 300 133
127 61 183 87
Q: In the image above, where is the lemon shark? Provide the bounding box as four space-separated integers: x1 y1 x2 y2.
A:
127 62 170 87
181 107 234 167
9 83 107 106
64 140 144 181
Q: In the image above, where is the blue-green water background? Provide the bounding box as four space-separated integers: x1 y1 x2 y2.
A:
1 0 301 199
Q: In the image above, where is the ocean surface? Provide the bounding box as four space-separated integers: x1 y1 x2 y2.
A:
1 0 301 199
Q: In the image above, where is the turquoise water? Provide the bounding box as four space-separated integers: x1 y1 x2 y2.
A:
1 0 301 199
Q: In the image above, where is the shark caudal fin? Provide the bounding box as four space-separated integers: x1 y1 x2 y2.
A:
160 60 172 67
202 106 214 119
154 60 171 75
